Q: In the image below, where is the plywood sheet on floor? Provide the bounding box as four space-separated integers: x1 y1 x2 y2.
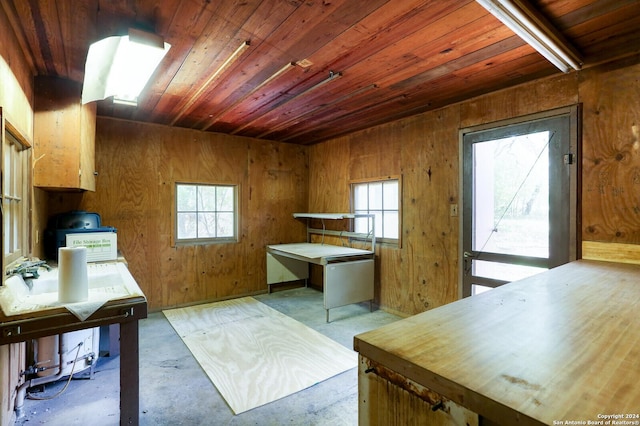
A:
163 297 357 414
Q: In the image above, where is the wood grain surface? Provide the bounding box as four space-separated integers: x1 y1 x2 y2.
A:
163 297 357 414
354 260 640 425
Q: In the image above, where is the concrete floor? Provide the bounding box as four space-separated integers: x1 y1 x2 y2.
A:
14 287 400 425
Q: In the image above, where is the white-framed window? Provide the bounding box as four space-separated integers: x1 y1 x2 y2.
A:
175 183 238 244
351 176 401 244
2 117 31 272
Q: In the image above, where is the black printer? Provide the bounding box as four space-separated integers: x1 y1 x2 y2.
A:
44 210 117 261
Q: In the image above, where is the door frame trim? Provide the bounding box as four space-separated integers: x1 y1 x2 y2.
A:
457 105 581 299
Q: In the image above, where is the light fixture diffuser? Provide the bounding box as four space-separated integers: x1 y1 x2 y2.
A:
82 28 171 105
475 0 582 72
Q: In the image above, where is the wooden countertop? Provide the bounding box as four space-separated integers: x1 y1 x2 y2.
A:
354 260 640 425
0 262 147 344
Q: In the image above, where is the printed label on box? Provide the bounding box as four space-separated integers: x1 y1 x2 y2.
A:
66 232 117 262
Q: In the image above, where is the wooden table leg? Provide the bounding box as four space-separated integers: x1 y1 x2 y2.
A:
119 320 139 425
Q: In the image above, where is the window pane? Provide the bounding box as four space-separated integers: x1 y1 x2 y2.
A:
371 210 383 238
383 211 399 239
383 181 398 210
176 183 237 242
177 212 197 239
216 186 234 211
3 143 11 194
198 186 216 211
177 185 196 211
352 179 400 241
354 185 368 210
4 131 28 261
197 212 216 238
368 183 383 210
3 200 10 255
217 212 235 237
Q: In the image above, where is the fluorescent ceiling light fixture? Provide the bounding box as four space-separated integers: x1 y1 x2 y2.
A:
475 0 582 72
82 28 170 105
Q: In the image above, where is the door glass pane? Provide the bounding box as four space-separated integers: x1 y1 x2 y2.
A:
472 260 546 282
472 284 493 296
472 132 549 258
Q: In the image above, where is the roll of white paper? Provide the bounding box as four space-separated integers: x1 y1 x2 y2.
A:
58 246 89 303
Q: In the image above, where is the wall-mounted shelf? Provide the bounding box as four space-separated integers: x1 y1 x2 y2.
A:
293 212 376 253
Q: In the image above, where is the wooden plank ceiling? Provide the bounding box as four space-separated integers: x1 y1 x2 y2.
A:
3 0 640 144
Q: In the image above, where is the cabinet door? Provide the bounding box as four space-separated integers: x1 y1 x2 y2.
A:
34 76 96 191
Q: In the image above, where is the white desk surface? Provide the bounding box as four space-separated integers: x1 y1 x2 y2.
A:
267 243 373 263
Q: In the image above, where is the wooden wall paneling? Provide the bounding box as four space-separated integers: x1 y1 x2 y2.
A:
399 111 460 313
0 67 33 143
375 246 402 314
198 243 245 301
308 137 352 212
348 123 402 181
38 58 640 317
183 133 250 303
392 115 426 312
306 139 349 290
0 5 33 424
82 119 171 309
579 59 640 244
307 68 589 315
55 118 309 310
247 140 308 291
582 241 640 265
459 73 578 128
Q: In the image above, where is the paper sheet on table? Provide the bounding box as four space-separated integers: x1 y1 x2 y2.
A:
64 300 109 321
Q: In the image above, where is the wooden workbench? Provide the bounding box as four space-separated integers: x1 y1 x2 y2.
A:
354 260 640 425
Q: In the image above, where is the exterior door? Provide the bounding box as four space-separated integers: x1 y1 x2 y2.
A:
461 107 578 297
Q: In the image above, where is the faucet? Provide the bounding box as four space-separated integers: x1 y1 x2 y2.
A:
5 260 51 289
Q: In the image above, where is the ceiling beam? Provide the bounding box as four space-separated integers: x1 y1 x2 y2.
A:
169 40 250 126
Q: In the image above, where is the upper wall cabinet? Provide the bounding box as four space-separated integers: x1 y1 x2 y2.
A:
34 76 96 191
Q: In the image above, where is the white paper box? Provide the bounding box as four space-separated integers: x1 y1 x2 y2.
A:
65 232 117 262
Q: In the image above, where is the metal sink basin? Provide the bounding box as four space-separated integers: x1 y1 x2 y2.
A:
0 262 143 316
